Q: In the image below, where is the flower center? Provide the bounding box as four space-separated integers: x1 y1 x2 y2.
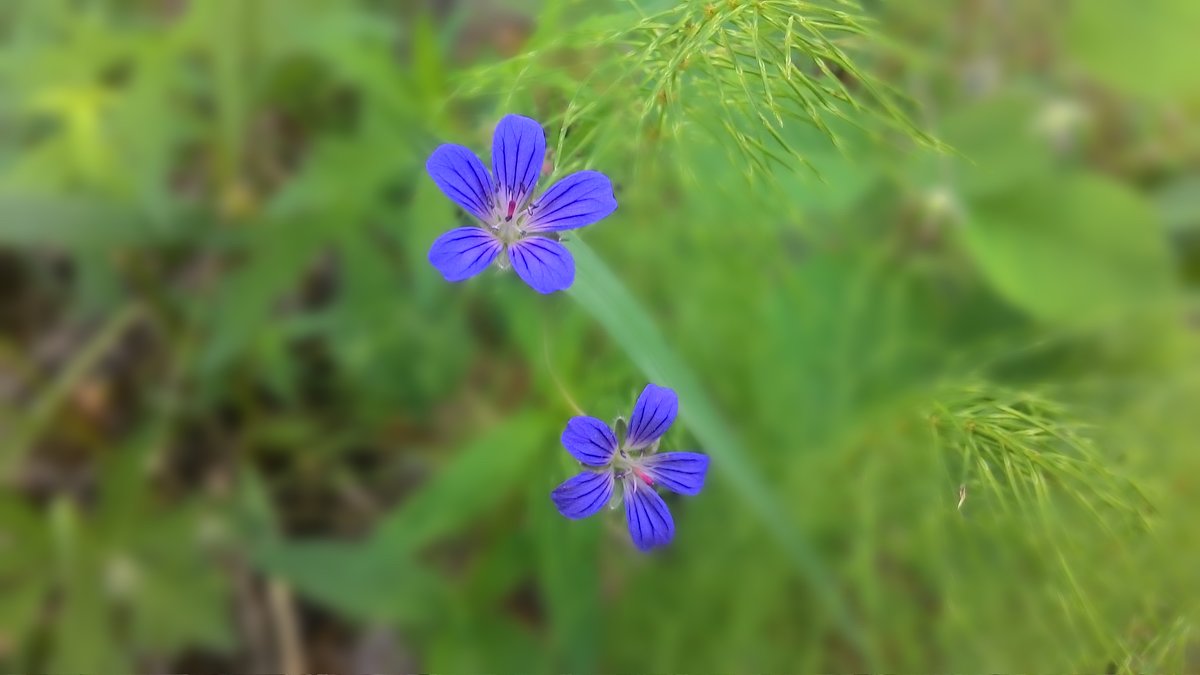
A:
489 199 532 245
615 448 654 486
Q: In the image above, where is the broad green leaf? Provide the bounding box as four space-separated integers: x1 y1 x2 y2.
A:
567 239 873 663
935 92 1053 197
253 540 447 623
1066 0 1200 101
50 581 127 673
961 173 1173 324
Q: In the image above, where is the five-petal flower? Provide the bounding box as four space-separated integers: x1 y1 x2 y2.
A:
550 384 710 551
426 114 618 294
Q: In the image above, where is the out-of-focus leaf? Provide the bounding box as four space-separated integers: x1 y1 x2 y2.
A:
125 511 234 654
961 173 1173 324
256 414 544 623
194 219 327 378
427 610 546 673
936 92 1053 197
371 413 546 555
0 498 50 657
1066 0 1200 101
0 192 150 248
530 477 600 672
253 540 447 623
31 435 234 668
50 580 127 673
329 234 469 418
1155 173 1200 234
47 500 127 673
233 465 280 546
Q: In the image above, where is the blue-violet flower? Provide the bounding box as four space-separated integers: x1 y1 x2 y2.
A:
551 384 710 551
426 114 618 294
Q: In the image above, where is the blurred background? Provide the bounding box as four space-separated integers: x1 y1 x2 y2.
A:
1 0 1197 671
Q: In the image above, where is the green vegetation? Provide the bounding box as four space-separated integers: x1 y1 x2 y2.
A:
0 0 1196 671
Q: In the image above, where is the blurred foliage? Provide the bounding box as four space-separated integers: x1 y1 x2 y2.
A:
0 0 1198 672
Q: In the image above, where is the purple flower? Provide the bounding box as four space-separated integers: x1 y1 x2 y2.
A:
550 384 710 551
425 114 618 294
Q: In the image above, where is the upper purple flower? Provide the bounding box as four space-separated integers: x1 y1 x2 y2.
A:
425 114 618 294
550 384 710 551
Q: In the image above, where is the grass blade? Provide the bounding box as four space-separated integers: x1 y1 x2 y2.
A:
567 238 873 663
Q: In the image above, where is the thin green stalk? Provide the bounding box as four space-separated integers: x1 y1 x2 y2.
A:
0 303 143 477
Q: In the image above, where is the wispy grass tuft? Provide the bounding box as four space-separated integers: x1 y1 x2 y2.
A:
932 384 1153 532
461 0 936 180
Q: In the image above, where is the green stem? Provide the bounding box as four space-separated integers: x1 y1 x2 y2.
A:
0 303 143 477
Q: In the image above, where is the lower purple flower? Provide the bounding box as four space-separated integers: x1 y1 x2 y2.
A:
550 383 709 551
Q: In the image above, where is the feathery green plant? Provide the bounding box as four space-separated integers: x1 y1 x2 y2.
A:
463 0 934 181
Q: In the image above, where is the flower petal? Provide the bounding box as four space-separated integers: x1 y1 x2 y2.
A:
626 383 678 449
428 227 502 282
426 144 494 220
561 416 618 466
551 470 614 520
491 114 545 210
525 170 618 232
508 237 574 294
640 452 709 495
623 478 675 551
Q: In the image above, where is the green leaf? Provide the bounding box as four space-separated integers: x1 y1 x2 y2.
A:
371 413 546 556
961 173 1173 324
0 498 51 656
50 581 127 674
566 239 873 664
125 511 234 654
253 540 447 623
936 92 1053 197
427 608 546 673
255 414 545 624
531 477 600 672
194 220 327 378
0 192 151 249
1155 173 1200 234
1066 0 1200 101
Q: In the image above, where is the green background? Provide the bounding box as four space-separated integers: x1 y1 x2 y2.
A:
0 0 1197 671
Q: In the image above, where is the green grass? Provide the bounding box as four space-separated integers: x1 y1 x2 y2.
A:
0 0 1196 671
